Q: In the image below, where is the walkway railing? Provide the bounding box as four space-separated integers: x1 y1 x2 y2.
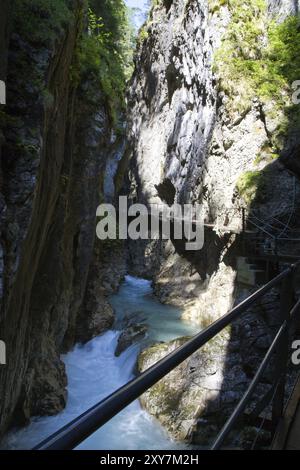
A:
34 261 300 450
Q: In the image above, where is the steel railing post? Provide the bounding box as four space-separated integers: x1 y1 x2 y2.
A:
34 261 300 450
242 208 246 234
271 268 295 434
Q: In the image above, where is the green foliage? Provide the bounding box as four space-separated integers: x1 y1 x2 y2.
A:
214 0 267 112
78 1 135 123
13 0 72 44
253 143 279 165
214 1 300 119
209 0 229 14
236 170 264 205
268 16 300 85
150 0 162 7
13 0 135 126
138 26 149 42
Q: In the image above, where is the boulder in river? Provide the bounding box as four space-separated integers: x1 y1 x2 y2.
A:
115 325 148 357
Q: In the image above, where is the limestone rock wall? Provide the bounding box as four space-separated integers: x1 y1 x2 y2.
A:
128 0 300 321
0 1 125 435
129 0 300 445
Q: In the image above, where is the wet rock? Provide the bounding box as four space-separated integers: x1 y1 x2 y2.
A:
76 301 115 344
138 331 236 444
0 4 126 435
115 325 148 357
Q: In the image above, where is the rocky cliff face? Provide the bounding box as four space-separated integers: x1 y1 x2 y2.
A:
128 0 300 445
0 1 125 435
0 0 9 86
0 0 299 447
128 0 300 320
0 1 10 299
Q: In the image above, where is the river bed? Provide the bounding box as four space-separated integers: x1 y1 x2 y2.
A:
2 276 198 450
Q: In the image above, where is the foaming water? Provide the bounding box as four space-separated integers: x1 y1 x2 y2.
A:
2 276 198 450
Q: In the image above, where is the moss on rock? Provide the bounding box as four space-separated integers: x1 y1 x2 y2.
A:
213 1 300 147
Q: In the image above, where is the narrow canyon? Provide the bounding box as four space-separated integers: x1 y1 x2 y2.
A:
0 0 300 450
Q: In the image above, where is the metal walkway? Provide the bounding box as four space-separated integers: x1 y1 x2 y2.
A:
34 260 300 450
244 210 300 258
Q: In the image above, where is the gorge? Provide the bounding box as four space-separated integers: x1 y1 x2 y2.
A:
0 0 300 451
2 276 197 450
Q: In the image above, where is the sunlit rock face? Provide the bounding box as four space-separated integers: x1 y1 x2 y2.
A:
127 0 300 318
268 0 298 18
128 0 226 206
129 0 300 445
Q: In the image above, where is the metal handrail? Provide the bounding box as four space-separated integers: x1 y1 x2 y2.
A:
247 217 276 239
211 321 287 449
291 298 300 318
34 262 300 451
249 213 283 236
